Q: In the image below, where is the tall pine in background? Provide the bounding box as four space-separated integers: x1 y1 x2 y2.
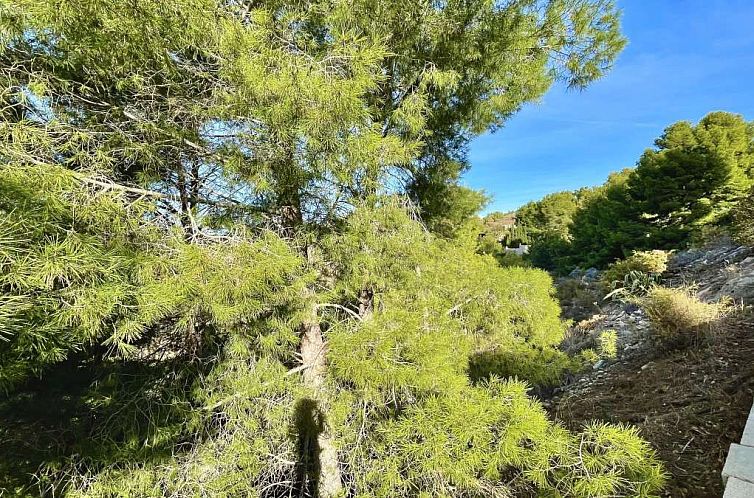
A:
521 112 754 272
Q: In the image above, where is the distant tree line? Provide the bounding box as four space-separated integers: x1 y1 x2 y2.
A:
515 112 754 273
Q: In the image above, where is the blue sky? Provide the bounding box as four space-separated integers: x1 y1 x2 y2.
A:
466 0 754 214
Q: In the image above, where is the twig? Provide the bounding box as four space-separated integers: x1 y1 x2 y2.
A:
316 303 363 321
679 436 694 455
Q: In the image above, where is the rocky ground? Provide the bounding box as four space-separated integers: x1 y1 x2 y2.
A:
544 243 754 497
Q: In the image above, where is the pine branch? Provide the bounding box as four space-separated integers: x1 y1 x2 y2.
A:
70 171 256 211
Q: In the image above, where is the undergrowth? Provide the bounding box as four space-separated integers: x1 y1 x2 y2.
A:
641 286 731 348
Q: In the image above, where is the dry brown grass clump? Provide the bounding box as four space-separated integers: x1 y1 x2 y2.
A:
641 286 730 346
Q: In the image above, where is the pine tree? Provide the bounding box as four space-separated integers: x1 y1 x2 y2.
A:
0 1 666 497
629 112 754 239
531 112 754 271
360 0 626 235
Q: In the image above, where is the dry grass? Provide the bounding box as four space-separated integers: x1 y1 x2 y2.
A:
641 286 730 346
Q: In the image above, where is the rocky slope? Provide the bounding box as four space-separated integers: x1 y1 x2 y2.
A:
546 242 754 497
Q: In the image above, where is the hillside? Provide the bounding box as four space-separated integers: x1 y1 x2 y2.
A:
546 243 754 497
1 2 753 497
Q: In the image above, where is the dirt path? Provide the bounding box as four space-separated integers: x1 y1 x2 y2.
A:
548 313 754 497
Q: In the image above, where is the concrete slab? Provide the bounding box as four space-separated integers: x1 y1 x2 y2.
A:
724 477 754 498
722 444 754 485
740 404 754 447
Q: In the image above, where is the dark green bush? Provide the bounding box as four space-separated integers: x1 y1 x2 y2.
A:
733 186 754 245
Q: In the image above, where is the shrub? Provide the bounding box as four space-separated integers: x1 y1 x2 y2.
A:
578 347 600 366
602 251 671 302
598 330 618 359
322 204 666 496
495 251 532 268
565 329 618 370
556 278 602 321
476 233 501 256
602 250 670 287
527 235 572 274
475 235 532 268
604 270 660 302
568 422 667 497
641 286 729 346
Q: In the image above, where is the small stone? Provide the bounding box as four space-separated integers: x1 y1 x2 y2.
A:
583 267 601 281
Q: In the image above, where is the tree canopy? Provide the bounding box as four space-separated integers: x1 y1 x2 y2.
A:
520 112 754 271
517 190 581 241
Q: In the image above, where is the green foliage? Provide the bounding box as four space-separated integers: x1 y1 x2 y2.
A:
567 169 638 269
569 330 617 370
0 1 666 496
0 164 308 389
556 278 602 321
604 270 661 302
34 340 304 498
515 191 581 273
598 330 618 359
500 225 531 247
528 234 574 274
0 164 158 387
325 201 569 378
579 348 600 365
0 0 417 230
571 112 754 266
476 233 502 256
417 185 490 239
568 422 667 497
322 202 664 496
495 251 532 268
517 191 580 241
602 250 670 301
629 112 754 237
0 169 309 496
475 217 531 268
369 0 626 233
335 375 664 497
602 250 670 285
526 112 754 273
733 186 754 245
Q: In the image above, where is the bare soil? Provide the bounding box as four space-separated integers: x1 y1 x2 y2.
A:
548 312 754 497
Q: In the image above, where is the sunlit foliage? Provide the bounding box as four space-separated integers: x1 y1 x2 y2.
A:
0 1 665 496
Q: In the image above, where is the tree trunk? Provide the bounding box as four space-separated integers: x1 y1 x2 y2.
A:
272 153 342 496
358 288 373 319
299 298 343 497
